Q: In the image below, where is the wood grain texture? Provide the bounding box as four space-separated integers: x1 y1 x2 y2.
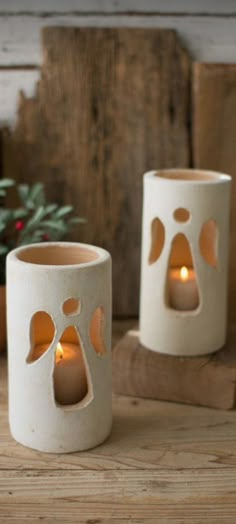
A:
113 327 236 409
193 63 236 322
3 26 190 316
1 321 236 522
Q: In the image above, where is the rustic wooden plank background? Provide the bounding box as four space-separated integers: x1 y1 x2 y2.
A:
1 321 236 523
0 2 236 128
3 26 191 316
193 63 236 322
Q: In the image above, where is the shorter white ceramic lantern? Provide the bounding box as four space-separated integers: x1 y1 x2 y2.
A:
140 169 231 356
7 242 112 453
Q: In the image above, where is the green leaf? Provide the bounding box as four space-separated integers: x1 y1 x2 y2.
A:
24 206 45 231
12 208 29 220
55 205 73 218
0 178 15 189
41 219 66 232
18 184 30 204
68 217 87 224
0 189 6 197
25 200 36 210
44 204 58 215
19 231 44 245
0 244 8 255
0 209 13 221
29 183 45 205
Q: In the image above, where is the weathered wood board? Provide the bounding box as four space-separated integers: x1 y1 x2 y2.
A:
193 62 236 322
3 27 191 316
113 327 236 409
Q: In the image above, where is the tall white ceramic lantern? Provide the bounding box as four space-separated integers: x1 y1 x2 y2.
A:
7 242 112 453
140 169 232 356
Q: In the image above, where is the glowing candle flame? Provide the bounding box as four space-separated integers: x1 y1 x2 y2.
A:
180 266 189 282
56 342 64 362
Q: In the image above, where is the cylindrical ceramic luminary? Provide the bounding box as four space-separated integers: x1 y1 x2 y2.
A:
7 242 112 453
140 169 232 356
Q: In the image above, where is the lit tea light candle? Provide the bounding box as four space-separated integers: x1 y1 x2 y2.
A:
169 266 199 311
32 342 87 405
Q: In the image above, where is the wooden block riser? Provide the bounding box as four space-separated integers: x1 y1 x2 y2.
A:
113 329 236 410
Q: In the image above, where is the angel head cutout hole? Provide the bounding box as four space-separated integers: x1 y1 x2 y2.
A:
166 233 200 312
173 207 190 223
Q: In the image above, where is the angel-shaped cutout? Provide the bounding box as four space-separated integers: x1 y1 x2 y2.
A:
26 299 107 406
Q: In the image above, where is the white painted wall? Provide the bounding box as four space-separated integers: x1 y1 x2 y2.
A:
0 70 39 127
0 1 236 126
0 1 236 14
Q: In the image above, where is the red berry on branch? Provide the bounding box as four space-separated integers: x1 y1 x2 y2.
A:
42 233 50 241
15 220 24 231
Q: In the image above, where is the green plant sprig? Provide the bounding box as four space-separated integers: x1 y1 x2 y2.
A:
0 179 86 285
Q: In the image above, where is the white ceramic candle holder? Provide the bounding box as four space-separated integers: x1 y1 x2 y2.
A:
140 169 231 356
7 242 112 453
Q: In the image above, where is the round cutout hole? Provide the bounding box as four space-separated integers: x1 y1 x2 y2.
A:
173 208 190 223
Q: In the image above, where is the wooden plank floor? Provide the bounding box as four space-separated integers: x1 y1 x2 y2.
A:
1 321 236 523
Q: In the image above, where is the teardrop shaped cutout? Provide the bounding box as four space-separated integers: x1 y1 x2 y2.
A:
26 311 55 363
167 233 200 311
53 326 88 406
148 217 165 265
90 307 107 356
199 219 218 268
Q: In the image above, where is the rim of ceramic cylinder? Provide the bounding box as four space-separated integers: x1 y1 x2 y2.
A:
144 168 231 185
7 242 110 270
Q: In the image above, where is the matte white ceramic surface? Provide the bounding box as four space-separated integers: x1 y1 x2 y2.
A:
7 242 112 453
140 169 231 356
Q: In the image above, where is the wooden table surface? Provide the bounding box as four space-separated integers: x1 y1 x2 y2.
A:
1 320 236 523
